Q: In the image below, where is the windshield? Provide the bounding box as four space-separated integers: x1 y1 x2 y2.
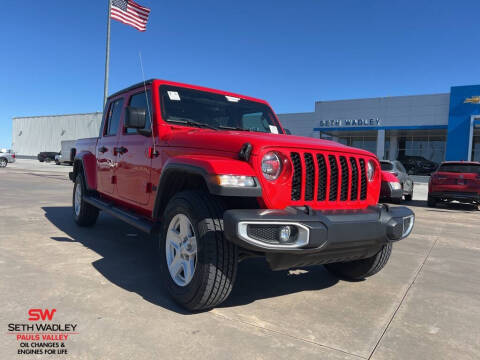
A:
380 162 394 171
160 85 282 133
438 163 480 174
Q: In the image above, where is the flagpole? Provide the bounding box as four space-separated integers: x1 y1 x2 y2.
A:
103 0 112 109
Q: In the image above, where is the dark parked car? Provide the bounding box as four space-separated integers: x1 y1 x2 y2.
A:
428 161 480 208
398 155 437 175
37 151 59 163
380 160 414 201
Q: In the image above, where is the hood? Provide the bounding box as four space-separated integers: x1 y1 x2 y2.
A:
165 128 376 157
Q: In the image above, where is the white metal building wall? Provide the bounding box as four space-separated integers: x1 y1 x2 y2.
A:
12 112 103 156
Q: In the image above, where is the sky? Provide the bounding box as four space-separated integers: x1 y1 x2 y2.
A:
1 0 480 148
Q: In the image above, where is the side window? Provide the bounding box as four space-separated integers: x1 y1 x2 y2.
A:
126 90 152 134
395 161 406 173
241 111 277 133
105 98 124 136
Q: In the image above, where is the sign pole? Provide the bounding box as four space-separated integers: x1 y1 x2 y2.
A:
103 0 112 109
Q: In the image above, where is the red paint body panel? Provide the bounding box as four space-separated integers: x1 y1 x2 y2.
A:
162 154 257 176
74 79 383 220
74 138 98 190
381 171 400 183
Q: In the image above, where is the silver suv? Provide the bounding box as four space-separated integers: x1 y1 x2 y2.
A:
0 149 16 167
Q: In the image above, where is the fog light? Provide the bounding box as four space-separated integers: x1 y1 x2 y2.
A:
279 226 291 243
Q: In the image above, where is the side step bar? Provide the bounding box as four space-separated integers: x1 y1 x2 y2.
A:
84 196 154 234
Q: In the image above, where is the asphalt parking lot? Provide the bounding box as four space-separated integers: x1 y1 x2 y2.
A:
1 163 479 359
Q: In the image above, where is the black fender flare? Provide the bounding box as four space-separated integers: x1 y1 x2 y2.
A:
152 163 262 219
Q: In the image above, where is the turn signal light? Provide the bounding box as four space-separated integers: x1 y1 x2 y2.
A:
216 175 256 187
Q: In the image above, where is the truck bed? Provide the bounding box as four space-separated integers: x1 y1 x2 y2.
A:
75 137 98 156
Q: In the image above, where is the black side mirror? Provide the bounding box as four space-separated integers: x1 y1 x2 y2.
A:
284 128 292 135
125 107 147 129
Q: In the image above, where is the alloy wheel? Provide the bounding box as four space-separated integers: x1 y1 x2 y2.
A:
165 214 198 287
74 182 82 216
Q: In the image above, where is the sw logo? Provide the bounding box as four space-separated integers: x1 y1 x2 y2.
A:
464 96 480 104
28 309 56 321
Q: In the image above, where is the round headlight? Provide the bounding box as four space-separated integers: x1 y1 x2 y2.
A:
262 152 282 180
367 160 376 182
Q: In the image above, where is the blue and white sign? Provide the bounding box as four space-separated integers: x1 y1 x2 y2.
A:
319 117 381 128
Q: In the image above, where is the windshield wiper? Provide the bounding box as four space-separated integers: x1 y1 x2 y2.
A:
167 118 217 130
217 125 251 132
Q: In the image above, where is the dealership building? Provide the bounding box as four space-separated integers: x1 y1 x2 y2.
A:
11 85 480 171
278 84 480 172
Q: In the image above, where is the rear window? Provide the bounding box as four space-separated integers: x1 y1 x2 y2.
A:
380 162 394 171
438 163 480 174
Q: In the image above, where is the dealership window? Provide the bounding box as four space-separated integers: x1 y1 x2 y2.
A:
320 131 377 154
385 130 446 175
472 129 480 162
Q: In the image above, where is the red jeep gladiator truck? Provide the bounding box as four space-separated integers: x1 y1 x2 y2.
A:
70 79 414 310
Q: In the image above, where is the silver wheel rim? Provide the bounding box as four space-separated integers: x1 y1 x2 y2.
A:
165 214 197 287
74 182 82 216
0 159 6 167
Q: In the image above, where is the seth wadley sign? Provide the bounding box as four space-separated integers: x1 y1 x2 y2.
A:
318 118 381 128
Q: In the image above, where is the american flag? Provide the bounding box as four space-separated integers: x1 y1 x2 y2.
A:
111 0 151 32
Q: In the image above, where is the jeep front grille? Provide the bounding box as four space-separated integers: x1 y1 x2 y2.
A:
290 151 369 204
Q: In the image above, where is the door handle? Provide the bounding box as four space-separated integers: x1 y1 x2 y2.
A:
114 146 128 155
99 146 108 154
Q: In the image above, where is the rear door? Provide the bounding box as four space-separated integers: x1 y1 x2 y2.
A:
115 89 153 206
96 97 124 195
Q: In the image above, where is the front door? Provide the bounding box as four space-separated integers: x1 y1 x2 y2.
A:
115 89 153 206
96 97 124 195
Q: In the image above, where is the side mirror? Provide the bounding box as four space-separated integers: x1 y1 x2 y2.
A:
284 128 292 135
125 107 147 129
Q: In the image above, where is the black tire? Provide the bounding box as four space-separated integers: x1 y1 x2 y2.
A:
404 194 413 201
325 243 392 280
0 158 7 168
427 195 437 208
158 190 238 311
72 174 99 226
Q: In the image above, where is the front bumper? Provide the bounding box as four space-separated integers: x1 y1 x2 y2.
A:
224 205 414 269
429 191 480 202
380 182 403 200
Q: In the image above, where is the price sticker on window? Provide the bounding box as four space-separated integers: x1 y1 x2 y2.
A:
269 125 279 134
167 91 181 101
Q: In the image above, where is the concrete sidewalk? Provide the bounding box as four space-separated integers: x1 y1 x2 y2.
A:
0 169 478 359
